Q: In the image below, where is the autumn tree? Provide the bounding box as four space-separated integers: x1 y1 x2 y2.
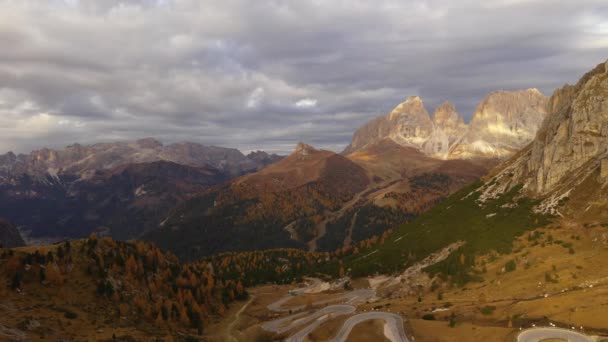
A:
126 254 139 277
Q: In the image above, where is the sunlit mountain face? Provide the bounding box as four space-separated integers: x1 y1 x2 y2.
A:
0 1 607 341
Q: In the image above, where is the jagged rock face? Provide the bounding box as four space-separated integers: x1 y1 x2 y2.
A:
344 97 464 157
386 96 435 154
294 142 318 159
477 60 608 221
344 90 547 160
431 101 468 158
505 61 608 195
448 89 548 159
344 96 432 154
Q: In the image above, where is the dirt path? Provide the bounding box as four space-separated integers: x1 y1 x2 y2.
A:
225 295 256 342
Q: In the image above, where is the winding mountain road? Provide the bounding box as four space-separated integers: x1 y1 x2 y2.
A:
262 305 355 335
262 278 409 342
333 312 408 342
517 328 593 342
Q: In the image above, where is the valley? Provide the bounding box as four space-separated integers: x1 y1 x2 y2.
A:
2 2 607 341
209 221 608 342
0 52 607 342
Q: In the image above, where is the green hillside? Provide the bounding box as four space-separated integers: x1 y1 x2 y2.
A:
345 181 551 283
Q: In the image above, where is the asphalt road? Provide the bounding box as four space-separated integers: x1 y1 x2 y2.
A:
517 327 593 342
263 278 408 342
266 286 374 313
262 304 355 334
333 312 409 342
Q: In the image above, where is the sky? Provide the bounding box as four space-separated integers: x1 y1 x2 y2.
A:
0 0 607 155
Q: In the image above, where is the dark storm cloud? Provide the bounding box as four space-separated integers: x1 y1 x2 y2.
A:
0 0 606 154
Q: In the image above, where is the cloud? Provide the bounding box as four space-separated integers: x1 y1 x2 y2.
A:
0 0 606 154
246 87 265 109
295 98 318 108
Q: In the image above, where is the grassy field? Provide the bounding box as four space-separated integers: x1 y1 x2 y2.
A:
359 222 608 340
344 181 550 283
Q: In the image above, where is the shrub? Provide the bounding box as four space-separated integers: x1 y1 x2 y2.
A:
480 305 496 315
422 314 436 320
505 260 516 272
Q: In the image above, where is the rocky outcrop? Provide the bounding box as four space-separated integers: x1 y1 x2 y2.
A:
343 97 464 157
448 89 548 159
486 61 608 197
344 96 438 155
474 59 608 223
0 219 25 248
344 90 548 161
431 101 468 158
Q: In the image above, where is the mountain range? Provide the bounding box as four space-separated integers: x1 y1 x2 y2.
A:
481 60 608 219
1 59 608 341
0 86 550 252
343 89 548 160
329 58 608 340
0 139 281 243
147 88 550 258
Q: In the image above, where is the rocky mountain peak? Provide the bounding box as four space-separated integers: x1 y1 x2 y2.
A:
428 101 468 159
346 89 548 160
432 101 465 127
388 96 429 121
476 60 608 220
447 89 548 159
526 60 608 195
294 142 317 157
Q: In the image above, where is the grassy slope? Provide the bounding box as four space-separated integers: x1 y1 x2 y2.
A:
345 181 550 281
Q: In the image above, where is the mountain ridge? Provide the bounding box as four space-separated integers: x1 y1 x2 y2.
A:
479 60 608 219
0 138 284 242
148 139 489 259
343 89 548 160
0 138 282 179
